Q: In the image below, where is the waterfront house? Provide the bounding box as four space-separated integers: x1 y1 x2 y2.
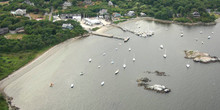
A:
192 11 200 17
140 12 146 17
126 11 135 17
113 13 121 18
0 28 9 35
62 24 73 30
11 9 26 16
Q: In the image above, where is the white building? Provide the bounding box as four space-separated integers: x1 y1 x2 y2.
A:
11 9 26 16
84 18 101 26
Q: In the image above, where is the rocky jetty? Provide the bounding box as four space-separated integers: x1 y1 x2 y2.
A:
184 50 220 63
136 77 171 93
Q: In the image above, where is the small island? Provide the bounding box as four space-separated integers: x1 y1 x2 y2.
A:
184 50 220 63
137 77 171 93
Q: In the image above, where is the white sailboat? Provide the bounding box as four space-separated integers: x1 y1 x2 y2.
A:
133 54 136 62
123 59 126 69
101 81 105 86
180 33 183 37
163 49 167 58
160 45 164 49
208 36 211 39
71 84 74 88
123 64 126 68
186 61 190 68
89 58 92 62
115 69 119 75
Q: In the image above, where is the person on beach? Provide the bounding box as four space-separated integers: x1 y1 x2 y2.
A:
50 83 53 87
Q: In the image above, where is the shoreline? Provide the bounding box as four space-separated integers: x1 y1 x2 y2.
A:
117 17 218 26
0 36 84 110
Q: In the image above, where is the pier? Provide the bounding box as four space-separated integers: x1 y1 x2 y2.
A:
91 32 125 41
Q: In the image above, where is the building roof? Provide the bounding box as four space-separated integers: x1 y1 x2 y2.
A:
63 1 72 7
99 9 108 15
62 24 73 28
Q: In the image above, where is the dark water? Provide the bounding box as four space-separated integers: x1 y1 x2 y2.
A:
4 20 220 110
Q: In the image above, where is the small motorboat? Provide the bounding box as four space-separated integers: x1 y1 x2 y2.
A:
101 81 105 86
111 61 114 64
128 48 131 51
89 58 92 62
80 72 84 76
201 41 204 44
102 53 106 56
71 84 74 88
200 31 202 34
98 65 101 68
115 48 118 51
115 69 119 75
160 45 164 49
212 32 214 34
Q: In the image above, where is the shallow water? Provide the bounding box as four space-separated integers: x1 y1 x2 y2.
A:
4 20 220 110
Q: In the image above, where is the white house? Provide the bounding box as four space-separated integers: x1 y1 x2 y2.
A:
62 24 73 30
108 1 113 6
126 11 135 16
63 1 72 9
11 9 26 16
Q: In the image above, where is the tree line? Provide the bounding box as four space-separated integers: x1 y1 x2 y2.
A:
0 14 87 53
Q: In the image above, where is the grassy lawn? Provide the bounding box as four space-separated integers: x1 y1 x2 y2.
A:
0 46 51 81
0 1 9 5
29 13 44 20
4 34 26 39
91 27 100 31
0 94 8 110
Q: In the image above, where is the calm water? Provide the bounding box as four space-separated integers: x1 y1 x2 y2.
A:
4 19 220 110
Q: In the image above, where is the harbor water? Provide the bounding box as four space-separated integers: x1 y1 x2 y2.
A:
4 19 220 110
